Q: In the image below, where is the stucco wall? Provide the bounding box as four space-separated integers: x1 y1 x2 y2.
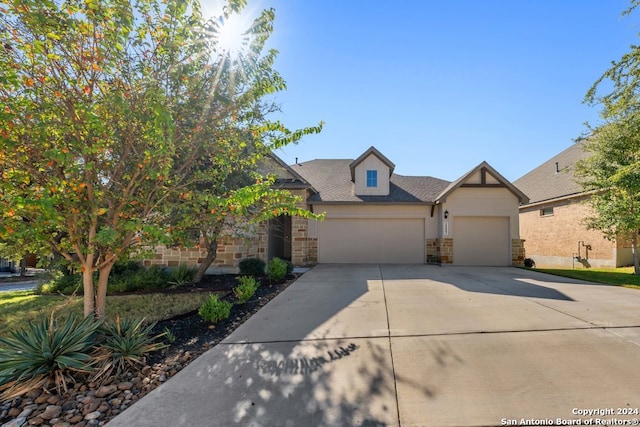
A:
519 198 620 268
442 187 520 238
354 155 390 196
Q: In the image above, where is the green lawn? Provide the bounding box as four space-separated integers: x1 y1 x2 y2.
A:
534 267 640 289
0 290 215 339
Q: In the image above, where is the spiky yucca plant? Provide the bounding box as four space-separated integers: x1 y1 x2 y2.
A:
0 315 100 399
92 316 167 383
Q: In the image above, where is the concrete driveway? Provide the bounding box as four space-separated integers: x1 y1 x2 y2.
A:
109 265 640 427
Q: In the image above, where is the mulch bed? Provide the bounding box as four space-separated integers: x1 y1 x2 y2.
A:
0 273 299 426
146 273 297 365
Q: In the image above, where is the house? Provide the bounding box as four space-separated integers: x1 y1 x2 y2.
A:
147 146 529 271
514 142 633 268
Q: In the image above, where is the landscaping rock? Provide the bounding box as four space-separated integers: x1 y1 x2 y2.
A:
116 382 132 391
94 385 117 399
1 417 26 427
40 405 62 420
83 411 101 421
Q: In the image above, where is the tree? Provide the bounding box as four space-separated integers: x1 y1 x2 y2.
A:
162 4 323 283
0 0 321 317
577 2 640 274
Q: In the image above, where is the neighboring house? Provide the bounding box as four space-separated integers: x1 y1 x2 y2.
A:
0 257 15 273
514 142 633 269
148 146 529 271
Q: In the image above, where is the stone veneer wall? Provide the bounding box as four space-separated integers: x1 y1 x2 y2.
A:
144 235 259 272
511 239 525 266
146 189 315 271
426 239 439 263
288 189 315 265
425 238 454 264
439 238 454 264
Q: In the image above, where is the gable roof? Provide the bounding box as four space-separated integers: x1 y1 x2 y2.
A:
292 159 450 204
513 142 588 205
436 161 529 204
349 146 395 181
258 153 315 191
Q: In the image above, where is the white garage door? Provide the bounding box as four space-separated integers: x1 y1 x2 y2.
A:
318 219 424 263
453 217 510 266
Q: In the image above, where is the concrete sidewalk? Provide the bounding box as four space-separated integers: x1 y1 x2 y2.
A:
109 265 640 426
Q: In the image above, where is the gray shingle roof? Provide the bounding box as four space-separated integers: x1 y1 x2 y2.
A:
291 159 450 203
258 153 312 190
513 142 589 205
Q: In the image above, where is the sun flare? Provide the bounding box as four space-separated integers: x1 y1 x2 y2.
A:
215 13 250 59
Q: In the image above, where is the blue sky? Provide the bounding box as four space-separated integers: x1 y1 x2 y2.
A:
205 0 639 182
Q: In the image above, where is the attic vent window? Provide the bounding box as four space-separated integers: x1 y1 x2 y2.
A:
540 207 554 217
366 170 378 188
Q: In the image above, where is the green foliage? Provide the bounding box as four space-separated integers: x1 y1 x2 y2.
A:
238 258 266 275
0 315 100 399
92 317 167 382
266 257 288 282
38 271 82 295
167 264 197 287
535 267 640 290
578 3 640 274
198 294 233 323
39 262 176 295
111 260 146 276
0 0 323 317
234 276 260 303
284 259 294 276
163 327 177 344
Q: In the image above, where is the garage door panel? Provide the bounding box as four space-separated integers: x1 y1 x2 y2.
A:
453 217 509 266
318 219 424 264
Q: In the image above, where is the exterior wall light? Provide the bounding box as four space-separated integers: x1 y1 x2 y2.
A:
444 210 449 219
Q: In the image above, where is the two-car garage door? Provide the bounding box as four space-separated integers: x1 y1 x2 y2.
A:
317 218 425 264
316 216 511 265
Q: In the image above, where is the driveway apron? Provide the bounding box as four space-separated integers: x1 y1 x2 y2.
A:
109 265 640 427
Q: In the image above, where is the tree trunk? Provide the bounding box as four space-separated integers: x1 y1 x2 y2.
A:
634 233 640 275
193 240 218 284
82 263 95 317
19 256 26 276
95 260 115 319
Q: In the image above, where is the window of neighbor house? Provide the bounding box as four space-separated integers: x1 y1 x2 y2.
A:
366 170 377 187
540 207 554 217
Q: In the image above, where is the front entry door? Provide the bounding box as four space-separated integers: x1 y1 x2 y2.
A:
268 216 292 261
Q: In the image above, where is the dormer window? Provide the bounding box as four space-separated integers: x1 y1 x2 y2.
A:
366 170 378 187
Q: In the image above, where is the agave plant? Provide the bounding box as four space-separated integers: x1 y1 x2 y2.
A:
0 315 101 399
92 316 168 383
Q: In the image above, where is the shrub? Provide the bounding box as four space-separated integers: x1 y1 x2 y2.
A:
234 276 259 303
524 258 536 268
266 257 288 282
111 260 145 276
0 315 101 399
92 316 167 382
284 259 294 276
167 264 197 287
38 261 172 295
198 294 232 323
38 271 82 295
238 258 266 275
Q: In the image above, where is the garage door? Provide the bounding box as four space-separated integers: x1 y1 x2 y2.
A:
318 219 424 263
453 217 510 266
